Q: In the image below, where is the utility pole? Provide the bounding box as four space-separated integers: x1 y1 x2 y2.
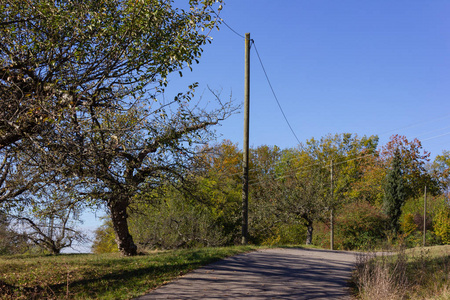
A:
330 159 334 250
423 186 427 247
242 32 250 245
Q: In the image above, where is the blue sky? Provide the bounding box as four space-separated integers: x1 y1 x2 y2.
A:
76 1 450 252
166 0 450 158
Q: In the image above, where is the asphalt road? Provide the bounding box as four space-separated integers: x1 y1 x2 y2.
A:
136 248 359 299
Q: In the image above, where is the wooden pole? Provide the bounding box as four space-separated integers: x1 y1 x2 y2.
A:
330 159 334 250
242 33 250 245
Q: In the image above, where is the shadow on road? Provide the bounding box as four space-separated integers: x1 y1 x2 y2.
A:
137 248 359 300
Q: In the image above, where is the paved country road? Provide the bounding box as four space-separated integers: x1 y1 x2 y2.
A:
136 248 360 299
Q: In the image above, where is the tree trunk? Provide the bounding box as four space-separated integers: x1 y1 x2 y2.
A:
108 197 137 256
51 243 61 254
305 219 314 245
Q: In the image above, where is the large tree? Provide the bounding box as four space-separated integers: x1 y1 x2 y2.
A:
273 149 327 245
299 133 380 229
0 0 235 256
380 135 439 198
65 97 235 255
248 134 379 245
0 0 223 148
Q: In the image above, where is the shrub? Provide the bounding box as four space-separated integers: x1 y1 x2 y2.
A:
434 205 450 245
403 231 440 248
400 213 417 236
128 195 238 250
91 218 119 254
335 202 388 250
260 223 307 246
400 195 446 246
311 221 330 249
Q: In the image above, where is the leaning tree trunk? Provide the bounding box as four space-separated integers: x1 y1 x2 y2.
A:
108 196 137 256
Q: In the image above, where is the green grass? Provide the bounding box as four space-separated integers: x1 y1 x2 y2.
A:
276 244 322 250
0 245 260 299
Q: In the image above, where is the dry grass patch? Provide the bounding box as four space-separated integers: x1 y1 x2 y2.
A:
353 245 450 300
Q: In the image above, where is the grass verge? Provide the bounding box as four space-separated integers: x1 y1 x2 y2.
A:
352 245 450 300
0 245 260 299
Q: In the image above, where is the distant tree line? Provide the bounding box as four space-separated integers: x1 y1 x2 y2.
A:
92 134 450 252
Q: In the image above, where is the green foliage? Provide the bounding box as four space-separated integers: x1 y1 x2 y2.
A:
334 202 387 250
92 136 450 253
400 213 418 236
0 0 224 152
383 149 407 234
349 154 386 207
259 223 307 246
431 150 450 196
80 141 242 251
129 196 232 250
0 0 229 257
433 204 450 245
399 195 447 247
249 134 380 246
303 133 379 206
91 218 119 254
403 231 440 248
128 175 241 250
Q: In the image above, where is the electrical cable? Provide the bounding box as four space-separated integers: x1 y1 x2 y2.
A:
211 10 450 150
204 121 450 185
206 13 304 161
378 113 450 137
414 125 450 140
200 12 449 184
422 131 450 142
211 10 246 39
252 41 302 146
248 150 377 186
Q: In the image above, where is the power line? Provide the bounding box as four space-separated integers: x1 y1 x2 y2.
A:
209 12 449 166
201 146 377 184
248 150 378 186
415 125 450 140
212 10 246 39
378 113 450 137
201 122 450 185
211 14 302 150
252 41 302 146
248 159 324 185
422 131 450 142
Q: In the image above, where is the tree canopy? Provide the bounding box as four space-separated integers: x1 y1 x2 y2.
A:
0 0 223 148
0 0 236 256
